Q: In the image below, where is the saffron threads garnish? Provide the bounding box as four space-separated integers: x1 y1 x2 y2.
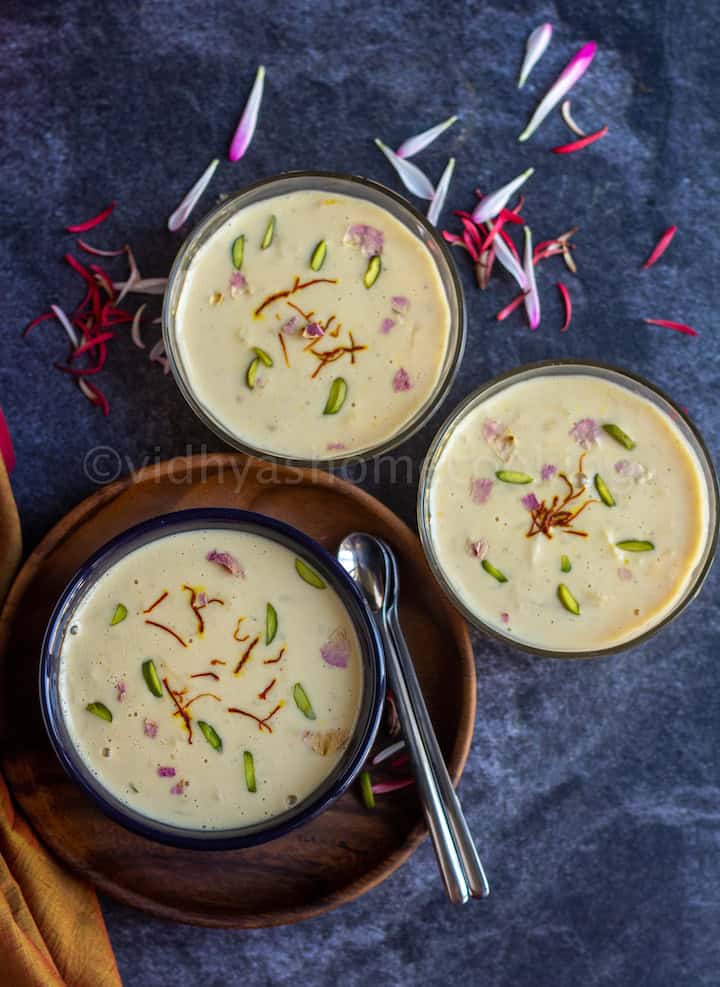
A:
263 646 286 665
518 22 553 89
552 125 608 154
525 455 598 540
182 584 206 634
523 227 541 329
518 41 598 142
163 677 193 743
144 619 188 647
643 318 698 337
228 65 266 162
210 659 227 666
167 158 219 232
278 332 290 367
234 634 260 674
373 138 435 199
254 276 338 318
233 616 250 643
66 202 115 233
560 100 586 137
472 169 534 224
190 672 220 681
496 291 529 322
427 157 455 226
174 691 220 713
642 226 678 269
557 281 572 331
143 590 168 614
258 678 277 700
227 703 283 734
396 114 458 158
311 337 367 378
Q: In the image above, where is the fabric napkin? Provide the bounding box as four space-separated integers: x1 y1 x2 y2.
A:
0 413 122 987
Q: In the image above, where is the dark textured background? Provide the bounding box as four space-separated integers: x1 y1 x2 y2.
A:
1 1 719 984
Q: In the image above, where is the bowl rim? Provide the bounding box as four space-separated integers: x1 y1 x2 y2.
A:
417 358 719 659
39 507 385 849
162 169 466 467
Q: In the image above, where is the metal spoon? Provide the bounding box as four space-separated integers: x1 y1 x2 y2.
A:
338 532 475 904
379 537 490 899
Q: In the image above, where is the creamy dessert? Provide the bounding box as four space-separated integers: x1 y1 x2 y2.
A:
59 529 364 830
172 188 452 458
426 373 711 652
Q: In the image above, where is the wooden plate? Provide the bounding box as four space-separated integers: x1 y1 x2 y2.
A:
0 454 475 928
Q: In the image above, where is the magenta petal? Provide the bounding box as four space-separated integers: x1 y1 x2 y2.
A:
157 766 176 777
281 315 303 335
344 224 385 256
523 227 541 329
381 317 396 334
206 549 244 576
470 477 494 504
569 418 601 448
320 628 351 668
228 65 265 162
392 367 412 391
143 719 158 738
521 492 541 511
518 41 597 142
391 295 410 314
468 538 489 559
541 464 557 480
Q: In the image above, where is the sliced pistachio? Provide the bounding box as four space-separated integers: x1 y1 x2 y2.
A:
261 216 276 250
359 770 375 810
295 558 327 589
110 603 127 626
482 560 508 583
594 473 616 507
142 659 163 698
86 701 113 722
323 376 347 415
495 469 533 484
560 555 572 573
246 356 260 389
253 346 273 367
243 750 257 793
616 539 655 552
557 583 580 615
310 239 328 271
198 720 223 752
602 423 636 450
231 235 245 269
265 602 278 645
363 254 382 288
293 682 316 720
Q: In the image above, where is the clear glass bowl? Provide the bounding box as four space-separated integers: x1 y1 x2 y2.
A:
418 360 718 659
40 509 385 849
162 170 466 466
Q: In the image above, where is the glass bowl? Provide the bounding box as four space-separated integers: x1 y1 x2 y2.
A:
40 509 385 849
162 170 466 466
418 360 718 659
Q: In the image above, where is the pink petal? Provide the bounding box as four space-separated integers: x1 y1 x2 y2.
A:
644 318 698 337
472 169 534 224
281 315 303 335
143 719 158 738
427 157 455 226
343 224 385 256
396 115 458 159
617 567 633 582
327 441 347 451
470 477 494 504
320 628 351 668
492 226 528 291
66 202 116 233
0 407 15 474
521 493 540 511
614 459 647 481
303 322 325 338
468 538 489 559
206 549 244 576
569 418 601 448
381 317 396 334
168 159 219 232
392 367 413 392
642 226 677 270
116 680 127 702
371 778 414 795
523 227 541 330
391 296 410 314
482 418 504 441
157 766 176 778
230 271 248 296
518 41 597 142
374 139 435 199
518 23 553 88
500 611 510 625
557 281 572 332
541 464 557 480
228 65 265 162
170 781 186 795
196 591 208 607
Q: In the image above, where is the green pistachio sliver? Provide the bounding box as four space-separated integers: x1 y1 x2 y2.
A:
482 560 508 583
359 770 375 810
323 376 347 415
198 720 223 752
495 469 534 484
293 682 316 720
231 235 245 269
265 602 278 645
243 750 257 793
616 539 655 552
363 254 382 288
560 555 572 573
261 216 276 249
86 701 113 722
557 583 580 615
142 659 163 698
294 558 327 589
253 346 273 367
602 423 636 450
594 473 616 507
110 603 127 626
310 239 328 271
246 356 260 389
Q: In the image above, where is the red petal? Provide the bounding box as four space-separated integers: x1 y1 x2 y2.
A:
72 331 114 358
78 380 110 416
495 291 529 321
644 318 698 337
66 202 115 233
552 125 609 154
642 226 677 269
22 311 55 336
0 405 15 473
557 281 572 332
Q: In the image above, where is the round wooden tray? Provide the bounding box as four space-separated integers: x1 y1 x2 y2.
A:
0 454 475 928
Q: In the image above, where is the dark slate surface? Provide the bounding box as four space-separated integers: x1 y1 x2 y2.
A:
1 1 719 984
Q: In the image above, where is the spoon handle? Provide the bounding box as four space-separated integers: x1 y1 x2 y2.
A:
387 607 490 899
375 617 470 904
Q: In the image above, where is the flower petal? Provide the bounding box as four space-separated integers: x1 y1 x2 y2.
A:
396 115 458 158
518 41 597 142
228 66 265 162
492 226 528 291
472 168 534 224
560 100 586 137
518 23 553 89
66 202 115 233
642 226 677 270
168 158 219 232
557 281 572 332
644 318 698 337
427 157 455 225
374 139 435 199
552 125 608 154
522 227 541 329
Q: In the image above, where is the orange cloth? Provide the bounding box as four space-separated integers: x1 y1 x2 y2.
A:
0 455 122 987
